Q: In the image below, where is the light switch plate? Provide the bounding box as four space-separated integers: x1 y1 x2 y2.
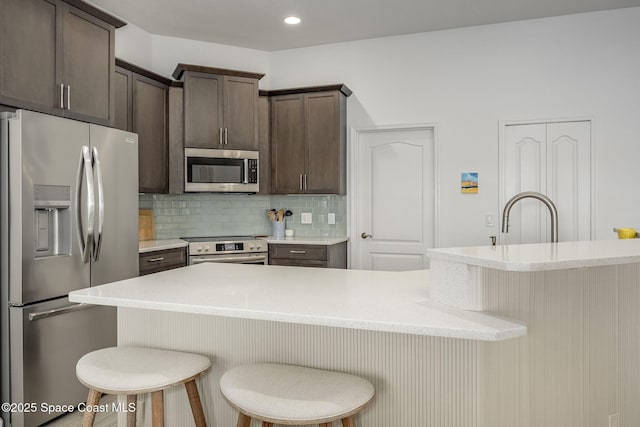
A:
609 414 619 427
328 213 336 225
485 214 495 227
301 212 313 224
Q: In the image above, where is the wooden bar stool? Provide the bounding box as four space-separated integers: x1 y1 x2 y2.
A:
76 346 211 427
220 363 375 427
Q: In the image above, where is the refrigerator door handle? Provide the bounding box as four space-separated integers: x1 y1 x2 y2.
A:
75 146 95 264
28 303 92 321
92 147 105 262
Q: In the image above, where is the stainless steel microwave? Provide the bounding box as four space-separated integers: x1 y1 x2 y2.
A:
184 148 259 192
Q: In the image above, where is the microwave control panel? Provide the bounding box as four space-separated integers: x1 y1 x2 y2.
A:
248 159 258 184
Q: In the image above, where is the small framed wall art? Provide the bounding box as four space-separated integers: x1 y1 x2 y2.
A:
461 172 478 194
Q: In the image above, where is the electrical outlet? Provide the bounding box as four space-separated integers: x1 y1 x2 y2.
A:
609 413 619 427
328 213 336 225
301 212 313 224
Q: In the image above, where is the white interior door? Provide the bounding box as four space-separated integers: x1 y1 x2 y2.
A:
352 127 435 271
501 120 591 244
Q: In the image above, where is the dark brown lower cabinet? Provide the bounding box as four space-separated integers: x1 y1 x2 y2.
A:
268 242 347 269
139 247 187 276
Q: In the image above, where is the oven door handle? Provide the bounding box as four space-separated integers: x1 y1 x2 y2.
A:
191 255 267 264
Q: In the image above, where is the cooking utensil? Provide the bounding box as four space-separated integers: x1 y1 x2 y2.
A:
278 209 284 221
267 210 276 221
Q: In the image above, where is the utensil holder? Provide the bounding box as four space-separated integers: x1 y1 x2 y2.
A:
272 221 285 238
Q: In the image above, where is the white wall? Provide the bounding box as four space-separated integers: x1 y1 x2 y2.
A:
114 23 153 69
270 8 640 247
115 9 640 247
115 23 271 86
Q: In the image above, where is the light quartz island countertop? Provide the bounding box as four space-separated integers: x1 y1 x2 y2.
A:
69 262 524 341
69 240 640 426
428 238 640 271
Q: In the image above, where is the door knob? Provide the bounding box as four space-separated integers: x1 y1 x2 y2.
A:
361 232 372 239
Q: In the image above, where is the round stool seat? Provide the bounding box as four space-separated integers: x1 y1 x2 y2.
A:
76 346 211 394
220 363 375 425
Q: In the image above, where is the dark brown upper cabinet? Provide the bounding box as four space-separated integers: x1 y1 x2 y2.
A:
115 59 171 194
269 85 351 195
257 95 271 194
172 64 264 151
0 0 124 126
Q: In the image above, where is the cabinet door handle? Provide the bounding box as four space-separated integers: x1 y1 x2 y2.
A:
304 174 308 190
60 84 65 108
299 174 303 190
219 128 223 144
224 128 228 144
289 250 306 254
66 85 71 110
147 257 165 262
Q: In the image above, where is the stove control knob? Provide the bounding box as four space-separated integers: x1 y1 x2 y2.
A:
249 245 255 250
256 244 262 250
196 245 203 252
204 245 210 252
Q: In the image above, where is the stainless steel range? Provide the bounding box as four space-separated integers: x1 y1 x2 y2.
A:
182 236 267 265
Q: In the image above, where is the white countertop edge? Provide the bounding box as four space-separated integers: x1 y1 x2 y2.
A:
428 250 640 272
139 239 188 253
261 236 348 245
427 240 640 272
69 293 526 342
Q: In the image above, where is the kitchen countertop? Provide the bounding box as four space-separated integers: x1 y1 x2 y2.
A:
139 239 188 254
69 263 525 341
427 239 640 272
261 236 348 245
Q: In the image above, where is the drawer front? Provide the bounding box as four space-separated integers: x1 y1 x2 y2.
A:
270 259 327 268
139 247 186 275
269 244 327 261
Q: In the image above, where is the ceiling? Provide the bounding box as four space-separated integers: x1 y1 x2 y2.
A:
88 0 640 51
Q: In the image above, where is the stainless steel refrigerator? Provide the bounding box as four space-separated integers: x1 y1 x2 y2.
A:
0 110 139 426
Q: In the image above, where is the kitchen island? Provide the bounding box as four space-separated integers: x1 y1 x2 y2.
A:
69 239 640 427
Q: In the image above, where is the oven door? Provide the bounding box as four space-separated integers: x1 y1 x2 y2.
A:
189 253 268 265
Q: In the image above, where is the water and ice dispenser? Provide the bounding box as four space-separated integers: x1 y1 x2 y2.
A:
33 184 71 258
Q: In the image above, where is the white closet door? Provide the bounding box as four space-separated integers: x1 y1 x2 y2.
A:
546 121 591 241
503 123 548 244
502 120 591 244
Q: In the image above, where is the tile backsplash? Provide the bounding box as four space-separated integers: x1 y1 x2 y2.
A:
139 193 347 240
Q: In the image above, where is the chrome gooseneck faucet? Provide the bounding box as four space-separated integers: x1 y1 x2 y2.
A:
501 191 559 243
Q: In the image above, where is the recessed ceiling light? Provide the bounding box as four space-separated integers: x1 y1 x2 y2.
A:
284 16 301 25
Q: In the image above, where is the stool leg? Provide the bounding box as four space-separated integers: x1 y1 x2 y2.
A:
319 423 332 427
126 395 137 427
237 413 251 427
262 422 274 427
151 390 164 427
81 389 102 427
184 379 207 427
341 416 356 427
